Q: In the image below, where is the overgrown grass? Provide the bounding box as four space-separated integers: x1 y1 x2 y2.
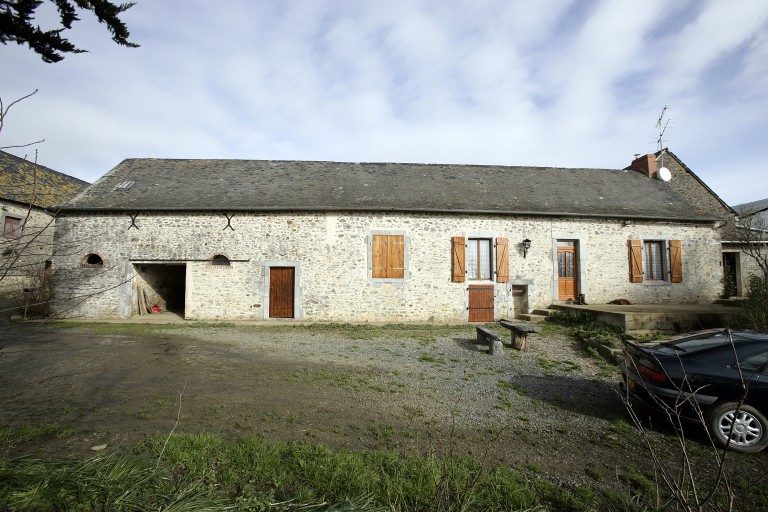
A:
0 431 656 511
546 311 627 349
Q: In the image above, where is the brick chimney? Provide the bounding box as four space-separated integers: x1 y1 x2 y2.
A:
629 153 658 178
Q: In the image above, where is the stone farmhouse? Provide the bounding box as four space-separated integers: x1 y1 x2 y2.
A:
0 150 89 313
51 153 726 322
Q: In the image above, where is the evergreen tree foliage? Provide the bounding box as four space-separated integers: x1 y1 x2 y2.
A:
0 0 138 63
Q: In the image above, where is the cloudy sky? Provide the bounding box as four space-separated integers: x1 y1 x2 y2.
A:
2 0 767 206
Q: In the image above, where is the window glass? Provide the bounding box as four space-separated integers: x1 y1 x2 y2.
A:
740 351 768 373
467 238 491 280
644 241 666 280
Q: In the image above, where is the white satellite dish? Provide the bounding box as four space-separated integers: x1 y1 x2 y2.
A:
658 167 672 182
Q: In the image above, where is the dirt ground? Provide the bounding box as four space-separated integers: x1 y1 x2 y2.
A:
1 320 767 497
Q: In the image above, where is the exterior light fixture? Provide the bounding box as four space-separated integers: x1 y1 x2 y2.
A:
522 238 531 258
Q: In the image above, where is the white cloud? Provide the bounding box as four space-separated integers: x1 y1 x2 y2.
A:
2 0 766 204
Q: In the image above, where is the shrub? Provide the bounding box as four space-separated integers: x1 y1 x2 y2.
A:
739 275 768 332
547 310 627 348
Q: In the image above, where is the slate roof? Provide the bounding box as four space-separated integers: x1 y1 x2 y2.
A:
60 158 722 222
0 150 89 209
733 198 768 216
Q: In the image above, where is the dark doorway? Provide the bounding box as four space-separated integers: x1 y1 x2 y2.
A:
722 252 740 297
134 264 186 315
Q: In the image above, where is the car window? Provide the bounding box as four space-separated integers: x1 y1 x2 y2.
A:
655 333 732 354
739 351 768 374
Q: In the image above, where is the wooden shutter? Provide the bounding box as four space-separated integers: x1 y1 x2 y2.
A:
669 240 682 283
388 235 405 278
451 236 465 283
495 237 509 283
372 235 405 278
3 217 21 239
372 235 387 278
628 240 643 283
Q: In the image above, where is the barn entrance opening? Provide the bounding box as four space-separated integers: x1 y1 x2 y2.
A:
133 264 186 316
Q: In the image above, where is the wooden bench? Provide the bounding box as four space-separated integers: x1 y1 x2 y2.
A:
476 326 504 356
499 321 541 351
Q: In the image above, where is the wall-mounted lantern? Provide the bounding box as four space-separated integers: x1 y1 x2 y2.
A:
521 238 531 258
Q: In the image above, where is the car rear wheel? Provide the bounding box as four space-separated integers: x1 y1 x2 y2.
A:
708 403 768 453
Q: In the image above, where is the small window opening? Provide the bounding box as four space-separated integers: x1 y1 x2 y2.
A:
82 253 104 266
116 180 135 191
211 254 231 266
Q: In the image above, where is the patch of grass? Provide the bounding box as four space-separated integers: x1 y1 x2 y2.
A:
609 418 634 435
620 469 657 500
0 452 227 511
418 353 445 364
586 466 604 481
537 358 581 374
497 379 527 396
2 431 658 512
0 423 72 444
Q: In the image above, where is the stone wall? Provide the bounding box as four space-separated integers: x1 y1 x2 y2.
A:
50 210 723 321
0 202 55 292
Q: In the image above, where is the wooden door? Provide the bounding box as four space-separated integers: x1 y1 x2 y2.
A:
557 245 577 301
468 285 495 322
269 267 294 318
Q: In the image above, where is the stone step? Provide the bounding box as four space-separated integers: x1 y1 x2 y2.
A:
517 313 547 323
532 308 556 317
713 298 746 307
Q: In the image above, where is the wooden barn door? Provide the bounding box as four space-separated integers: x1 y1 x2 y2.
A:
269 267 295 318
557 242 578 301
468 285 495 322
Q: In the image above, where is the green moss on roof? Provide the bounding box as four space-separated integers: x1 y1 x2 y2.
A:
0 150 89 208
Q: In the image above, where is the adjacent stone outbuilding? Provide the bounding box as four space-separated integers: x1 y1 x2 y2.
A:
51 157 724 321
0 150 89 316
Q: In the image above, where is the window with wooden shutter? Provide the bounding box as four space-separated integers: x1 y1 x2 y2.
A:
451 236 465 282
371 235 405 279
3 216 22 239
628 240 643 283
669 240 682 283
495 237 509 283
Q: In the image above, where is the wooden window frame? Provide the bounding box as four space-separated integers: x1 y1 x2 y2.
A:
628 239 682 284
3 215 22 239
369 232 408 282
643 240 667 281
451 235 508 283
467 238 493 280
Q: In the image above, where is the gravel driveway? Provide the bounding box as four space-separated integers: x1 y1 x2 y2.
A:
1 321 762 489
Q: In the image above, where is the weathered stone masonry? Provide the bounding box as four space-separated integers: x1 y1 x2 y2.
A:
51 210 722 321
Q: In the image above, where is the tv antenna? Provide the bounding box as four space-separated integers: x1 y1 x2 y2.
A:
656 105 669 151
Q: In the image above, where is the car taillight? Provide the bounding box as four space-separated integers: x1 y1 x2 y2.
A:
638 362 666 383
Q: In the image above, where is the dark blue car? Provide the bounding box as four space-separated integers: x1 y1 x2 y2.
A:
620 329 768 453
